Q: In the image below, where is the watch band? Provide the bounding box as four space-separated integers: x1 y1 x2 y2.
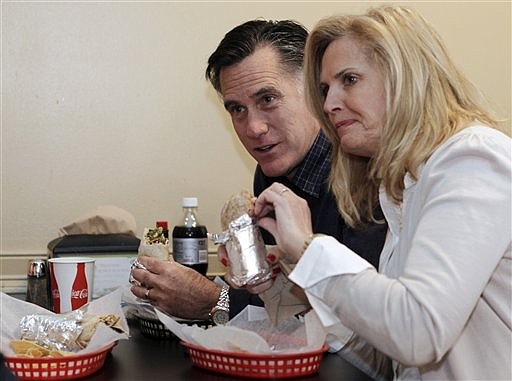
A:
209 285 230 325
216 285 230 310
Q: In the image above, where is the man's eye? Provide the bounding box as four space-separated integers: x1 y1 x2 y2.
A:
228 105 246 114
343 74 358 86
262 95 276 104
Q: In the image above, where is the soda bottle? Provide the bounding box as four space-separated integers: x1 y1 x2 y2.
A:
172 197 208 275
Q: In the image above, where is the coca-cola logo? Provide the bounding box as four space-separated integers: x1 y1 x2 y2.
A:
71 288 88 299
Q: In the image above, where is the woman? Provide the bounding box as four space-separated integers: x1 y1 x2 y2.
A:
251 6 511 380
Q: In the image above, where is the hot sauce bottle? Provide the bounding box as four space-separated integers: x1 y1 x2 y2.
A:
156 220 169 239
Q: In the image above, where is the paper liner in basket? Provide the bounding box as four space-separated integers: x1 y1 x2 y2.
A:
155 305 326 354
0 288 130 357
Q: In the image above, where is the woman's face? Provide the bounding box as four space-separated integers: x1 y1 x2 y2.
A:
320 37 386 158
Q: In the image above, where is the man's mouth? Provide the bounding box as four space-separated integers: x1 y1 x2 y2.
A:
255 144 277 152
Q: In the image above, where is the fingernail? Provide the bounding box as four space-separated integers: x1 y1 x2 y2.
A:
221 258 228 267
267 254 276 263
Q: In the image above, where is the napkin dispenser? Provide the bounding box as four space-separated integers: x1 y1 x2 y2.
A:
48 234 140 299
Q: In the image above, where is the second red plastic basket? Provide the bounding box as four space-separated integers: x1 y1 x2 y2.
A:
181 341 328 379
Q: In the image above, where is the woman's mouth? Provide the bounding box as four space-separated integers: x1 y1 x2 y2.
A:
335 119 355 130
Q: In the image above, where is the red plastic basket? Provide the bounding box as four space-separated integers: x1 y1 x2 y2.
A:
181 341 328 379
4 342 116 381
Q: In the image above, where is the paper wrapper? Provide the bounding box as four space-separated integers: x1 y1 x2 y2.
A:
0 288 130 356
137 227 169 261
211 214 272 287
155 305 326 354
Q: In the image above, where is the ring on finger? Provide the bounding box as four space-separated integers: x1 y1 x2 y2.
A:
144 288 151 300
279 187 289 194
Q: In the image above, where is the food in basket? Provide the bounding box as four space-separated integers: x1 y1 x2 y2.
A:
220 189 256 230
10 339 73 358
75 313 125 348
16 311 126 354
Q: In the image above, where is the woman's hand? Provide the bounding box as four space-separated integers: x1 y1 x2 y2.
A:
253 183 313 264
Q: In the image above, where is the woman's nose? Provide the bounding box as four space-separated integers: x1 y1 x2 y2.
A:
323 88 343 115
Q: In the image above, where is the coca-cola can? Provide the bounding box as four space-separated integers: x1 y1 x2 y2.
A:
48 257 95 313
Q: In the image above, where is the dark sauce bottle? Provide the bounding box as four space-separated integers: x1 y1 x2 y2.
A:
172 197 208 275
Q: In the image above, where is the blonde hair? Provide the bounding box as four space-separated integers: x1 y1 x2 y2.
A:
304 5 500 227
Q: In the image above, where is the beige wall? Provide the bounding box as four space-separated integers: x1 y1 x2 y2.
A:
1 1 510 292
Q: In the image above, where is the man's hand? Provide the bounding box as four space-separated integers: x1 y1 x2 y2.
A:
130 256 221 320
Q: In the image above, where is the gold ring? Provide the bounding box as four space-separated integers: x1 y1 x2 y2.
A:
144 288 151 300
280 188 289 194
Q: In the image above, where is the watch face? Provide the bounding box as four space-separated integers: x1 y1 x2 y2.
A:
212 309 229 325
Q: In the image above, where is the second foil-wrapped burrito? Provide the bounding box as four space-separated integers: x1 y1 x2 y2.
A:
212 190 272 287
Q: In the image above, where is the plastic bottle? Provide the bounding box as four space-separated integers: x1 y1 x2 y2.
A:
172 197 208 275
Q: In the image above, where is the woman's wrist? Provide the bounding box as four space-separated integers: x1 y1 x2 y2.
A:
301 233 326 257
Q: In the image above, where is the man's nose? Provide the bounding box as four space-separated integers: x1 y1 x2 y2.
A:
245 111 269 138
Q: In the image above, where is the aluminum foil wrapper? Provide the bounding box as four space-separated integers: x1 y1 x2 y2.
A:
18 310 85 352
211 214 272 287
129 257 148 287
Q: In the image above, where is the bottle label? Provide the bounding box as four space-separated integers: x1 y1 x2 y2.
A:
71 263 89 311
172 238 208 265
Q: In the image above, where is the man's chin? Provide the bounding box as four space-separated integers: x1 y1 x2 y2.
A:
260 162 296 179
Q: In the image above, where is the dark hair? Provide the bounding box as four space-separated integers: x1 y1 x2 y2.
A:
206 19 308 92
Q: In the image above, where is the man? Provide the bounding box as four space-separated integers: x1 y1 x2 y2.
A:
130 20 387 323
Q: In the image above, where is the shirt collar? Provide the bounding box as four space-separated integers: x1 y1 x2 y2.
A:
290 130 332 197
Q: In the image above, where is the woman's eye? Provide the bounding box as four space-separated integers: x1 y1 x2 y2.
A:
320 84 329 99
343 74 358 86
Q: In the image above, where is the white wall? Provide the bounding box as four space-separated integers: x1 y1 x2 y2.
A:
1 1 510 290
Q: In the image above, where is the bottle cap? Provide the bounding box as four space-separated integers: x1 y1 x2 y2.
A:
27 259 47 278
156 220 168 229
182 197 198 208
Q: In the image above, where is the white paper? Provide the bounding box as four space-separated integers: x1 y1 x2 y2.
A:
156 305 325 354
93 256 136 298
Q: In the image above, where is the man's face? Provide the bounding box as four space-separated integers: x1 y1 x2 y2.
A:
219 46 320 178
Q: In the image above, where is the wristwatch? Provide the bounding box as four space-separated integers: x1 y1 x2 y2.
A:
209 285 230 325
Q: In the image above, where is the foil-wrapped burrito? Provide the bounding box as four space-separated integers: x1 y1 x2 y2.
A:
17 310 125 353
211 190 272 287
